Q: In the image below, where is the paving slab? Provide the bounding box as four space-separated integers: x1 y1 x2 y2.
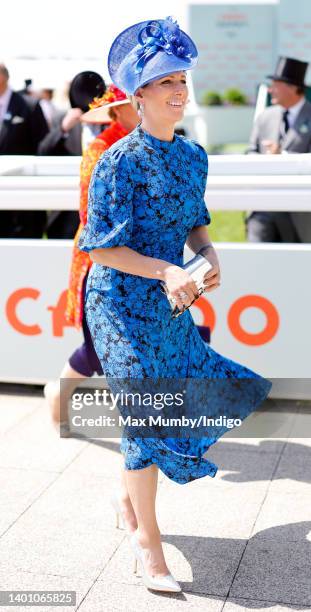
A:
100 534 247 596
0 466 58 535
286 411 311 442
64 437 166 484
251 491 311 538
231 409 297 439
214 404 298 450
207 436 286 456
202 446 280 486
236 404 311 453
229 536 311 606
223 597 311 611
211 439 288 455
268 450 311 493
97 534 194 588
0 469 127 578
0 523 123 581
0 567 90 612
0 406 87 471
78 579 225 612
63 437 125 478
1 391 309 610
282 438 311 457
157 480 269 539
0 394 42 434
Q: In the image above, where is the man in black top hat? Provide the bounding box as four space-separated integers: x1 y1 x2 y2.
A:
246 56 311 243
38 71 106 238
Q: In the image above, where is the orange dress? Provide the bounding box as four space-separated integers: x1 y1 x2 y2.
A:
65 121 129 329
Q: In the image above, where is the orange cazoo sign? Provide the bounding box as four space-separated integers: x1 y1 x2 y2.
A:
5 288 280 346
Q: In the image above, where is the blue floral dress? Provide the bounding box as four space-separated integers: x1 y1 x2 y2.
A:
78 124 271 485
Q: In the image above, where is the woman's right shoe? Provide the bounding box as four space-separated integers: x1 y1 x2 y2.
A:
110 492 126 531
59 421 72 437
129 530 182 593
44 382 71 437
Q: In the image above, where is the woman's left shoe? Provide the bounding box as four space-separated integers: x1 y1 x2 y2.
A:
129 530 182 593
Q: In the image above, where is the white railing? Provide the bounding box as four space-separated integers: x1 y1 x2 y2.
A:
1 154 311 211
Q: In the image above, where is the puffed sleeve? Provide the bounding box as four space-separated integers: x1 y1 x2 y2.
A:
78 149 134 253
192 143 211 228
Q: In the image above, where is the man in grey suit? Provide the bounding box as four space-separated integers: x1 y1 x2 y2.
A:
246 57 311 243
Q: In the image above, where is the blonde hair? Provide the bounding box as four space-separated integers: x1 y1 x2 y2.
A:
129 94 140 112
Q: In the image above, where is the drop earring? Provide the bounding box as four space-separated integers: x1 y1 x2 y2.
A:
138 102 144 118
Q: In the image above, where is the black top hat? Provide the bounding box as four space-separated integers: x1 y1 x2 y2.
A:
69 71 106 112
267 56 308 88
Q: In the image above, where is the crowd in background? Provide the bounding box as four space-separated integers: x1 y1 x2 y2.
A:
0 65 106 239
1 55 311 243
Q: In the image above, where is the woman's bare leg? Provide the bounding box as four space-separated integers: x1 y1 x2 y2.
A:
44 362 84 424
115 469 138 534
124 464 170 576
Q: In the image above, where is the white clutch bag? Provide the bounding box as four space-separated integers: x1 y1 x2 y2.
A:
161 253 213 318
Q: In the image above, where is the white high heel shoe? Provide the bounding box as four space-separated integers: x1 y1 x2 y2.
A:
110 492 126 530
129 530 182 593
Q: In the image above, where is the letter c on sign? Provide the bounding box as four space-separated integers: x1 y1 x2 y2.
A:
6 288 42 335
193 297 216 332
228 295 279 346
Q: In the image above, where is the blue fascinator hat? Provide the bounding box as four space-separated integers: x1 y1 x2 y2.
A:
108 16 198 94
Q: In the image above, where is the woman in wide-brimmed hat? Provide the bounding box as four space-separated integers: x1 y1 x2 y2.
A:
79 17 271 593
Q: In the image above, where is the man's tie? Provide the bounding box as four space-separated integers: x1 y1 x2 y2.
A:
279 109 289 145
283 109 290 134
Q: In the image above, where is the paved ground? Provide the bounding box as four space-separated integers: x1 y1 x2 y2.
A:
0 385 310 612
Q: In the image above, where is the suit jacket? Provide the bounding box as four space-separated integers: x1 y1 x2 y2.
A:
247 100 311 241
37 110 82 233
38 110 82 156
0 91 49 155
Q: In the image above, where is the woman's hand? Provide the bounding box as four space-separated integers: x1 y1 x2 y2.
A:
199 246 221 293
187 227 221 293
162 265 199 311
262 139 281 155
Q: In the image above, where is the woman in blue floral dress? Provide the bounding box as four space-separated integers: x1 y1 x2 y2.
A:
78 17 271 593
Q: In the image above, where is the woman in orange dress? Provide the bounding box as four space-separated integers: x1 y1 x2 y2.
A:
44 86 139 427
